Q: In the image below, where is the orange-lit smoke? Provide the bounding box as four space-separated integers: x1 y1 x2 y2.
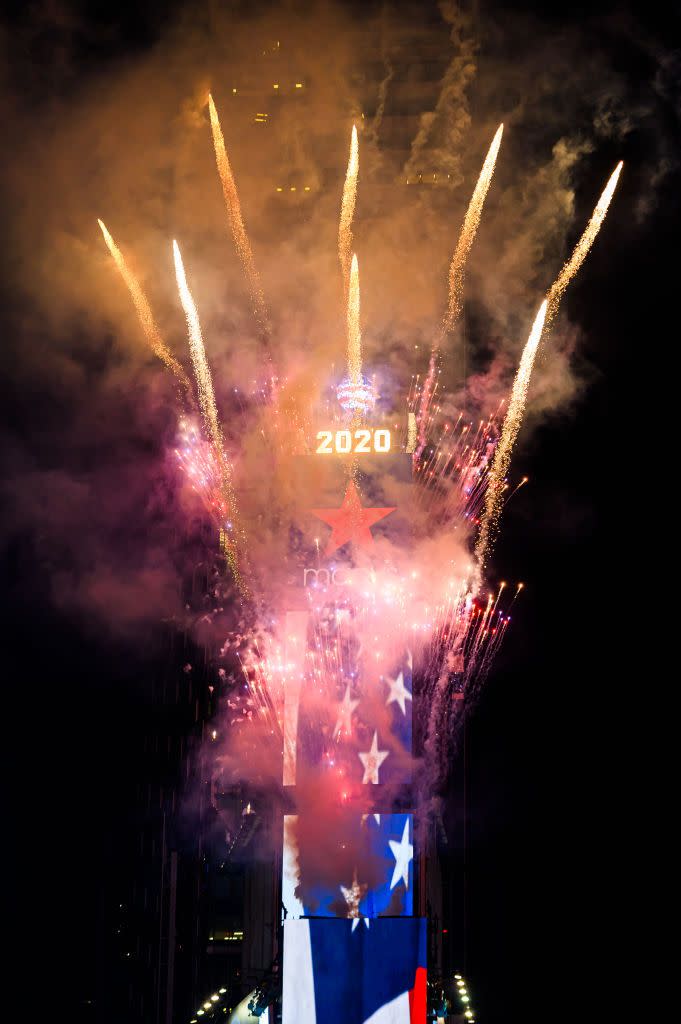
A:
338 124 359 295
208 93 268 333
97 219 191 391
475 299 548 577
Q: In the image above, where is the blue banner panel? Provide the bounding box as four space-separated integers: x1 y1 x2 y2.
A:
282 917 426 1024
282 813 414 919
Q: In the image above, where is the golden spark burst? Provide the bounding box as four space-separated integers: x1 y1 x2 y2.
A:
338 124 359 295
208 93 268 333
444 123 504 331
406 412 417 453
97 219 190 391
475 300 548 575
340 868 368 919
546 161 623 326
417 125 503 454
347 253 362 386
172 240 223 452
173 240 245 588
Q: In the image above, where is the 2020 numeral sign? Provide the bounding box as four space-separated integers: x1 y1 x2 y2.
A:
315 429 391 454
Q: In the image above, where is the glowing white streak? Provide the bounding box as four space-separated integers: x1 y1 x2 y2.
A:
97 219 190 390
338 124 359 294
546 161 623 325
475 300 548 577
172 240 222 456
208 94 268 332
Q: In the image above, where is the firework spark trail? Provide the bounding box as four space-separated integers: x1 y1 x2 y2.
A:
444 124 504 331
173 239 248 590
474 300 547 579
546 161 623 326
208 94 268 333
338 125 359 295
174 417 230 521
416 124 504 458
405 412 417 453
97 219 191 391
172 241 223 452
347 253 362 386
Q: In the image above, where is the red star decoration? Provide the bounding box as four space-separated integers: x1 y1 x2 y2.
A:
311 481 396 555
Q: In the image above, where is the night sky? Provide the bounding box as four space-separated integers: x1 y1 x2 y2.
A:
1 1 675 1021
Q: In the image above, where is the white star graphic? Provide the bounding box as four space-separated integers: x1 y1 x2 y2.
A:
351 917 370 931
358 731 389 784
385 670 412 716
388 818 413 891
334 685 360 739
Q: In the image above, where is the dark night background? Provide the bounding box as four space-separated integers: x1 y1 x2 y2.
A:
1 1 671 1020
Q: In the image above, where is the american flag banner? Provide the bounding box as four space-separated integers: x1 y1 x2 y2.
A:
282 917 427 1024
282 812 414 920
281 452 414 788
283 608 412 788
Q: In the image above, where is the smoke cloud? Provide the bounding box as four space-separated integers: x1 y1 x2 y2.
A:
0 0 676 888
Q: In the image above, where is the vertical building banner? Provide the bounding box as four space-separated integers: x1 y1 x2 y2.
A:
281 432 424 1023
282 917 427 1024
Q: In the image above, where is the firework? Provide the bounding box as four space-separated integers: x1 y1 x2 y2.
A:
174 239 248 592
347 253 362 386
100 102 620 810
172 240 223 453
474 300 548 576
174 416 229 523
417 124 504 456
546 161 623 326
338 124 359 295
97 219 191 391
413 407 501 525
406 412 417 453
208 93 268 333
444 124 504 331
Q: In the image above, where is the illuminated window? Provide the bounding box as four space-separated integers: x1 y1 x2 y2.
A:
212 929 244 942
273 83 279 89
295 83 303 89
